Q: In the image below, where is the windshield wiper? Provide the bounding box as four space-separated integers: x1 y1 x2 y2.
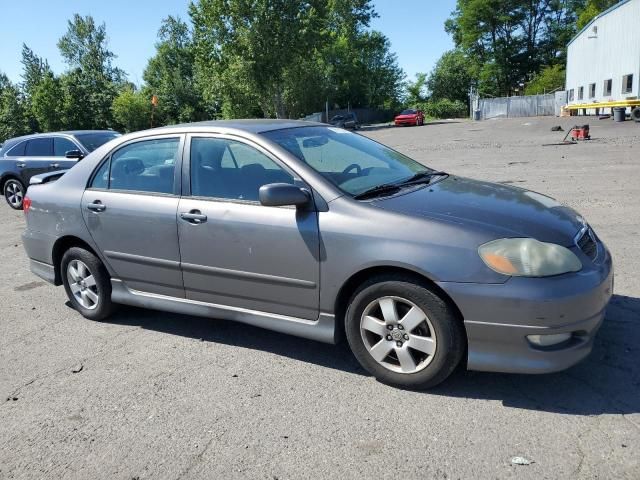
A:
352 171 448 200
397 170 448 186
353 183 402 200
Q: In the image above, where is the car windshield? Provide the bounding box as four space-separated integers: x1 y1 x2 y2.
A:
330 115 344 121
262 126 431 197
400 109 416 115
75 132 121 152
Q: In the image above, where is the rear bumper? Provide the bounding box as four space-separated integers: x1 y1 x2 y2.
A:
29 259 56 284
438 249 613 374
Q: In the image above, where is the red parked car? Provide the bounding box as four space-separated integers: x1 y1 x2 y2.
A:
395 109 425 126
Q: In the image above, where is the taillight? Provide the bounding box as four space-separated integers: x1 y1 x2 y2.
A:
23 196 32 214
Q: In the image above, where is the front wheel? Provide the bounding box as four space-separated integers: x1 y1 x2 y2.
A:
4 179 25 210
61 247 115 321
345 276 465 389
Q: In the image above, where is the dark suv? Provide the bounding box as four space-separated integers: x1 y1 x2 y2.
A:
329 112 359 130
0 130 121 209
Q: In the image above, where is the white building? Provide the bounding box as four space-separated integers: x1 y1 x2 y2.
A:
566 0 640 105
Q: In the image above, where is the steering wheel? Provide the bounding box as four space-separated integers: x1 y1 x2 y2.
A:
342 163 362 176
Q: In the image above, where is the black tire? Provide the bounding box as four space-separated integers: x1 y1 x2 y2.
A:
61 247 115 321
632 107 640 123
3 178 25 210
345 275 465 390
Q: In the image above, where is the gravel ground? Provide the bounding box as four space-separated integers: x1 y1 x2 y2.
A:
0 116 638 479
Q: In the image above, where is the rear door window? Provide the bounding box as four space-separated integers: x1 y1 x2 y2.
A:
90 137 180 194
25 138 53 156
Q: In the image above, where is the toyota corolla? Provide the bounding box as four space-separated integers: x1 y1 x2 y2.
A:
21 120 613 389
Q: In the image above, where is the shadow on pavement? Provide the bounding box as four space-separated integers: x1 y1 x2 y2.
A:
361 121 462 132
100 293 640 416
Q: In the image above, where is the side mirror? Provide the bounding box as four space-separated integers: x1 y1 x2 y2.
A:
65 149 84 160
259 183 310 208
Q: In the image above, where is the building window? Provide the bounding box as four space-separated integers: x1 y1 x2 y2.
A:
604 79 612 96
568 89 574 101
578 86 584 100
622 74 633 94
589 83 596 98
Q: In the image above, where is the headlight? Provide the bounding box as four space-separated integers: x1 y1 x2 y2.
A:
478 238 582 277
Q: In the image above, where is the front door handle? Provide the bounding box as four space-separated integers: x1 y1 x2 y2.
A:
180 210 207 224
50 163 60 169
87 201 106 212
16 162 26 168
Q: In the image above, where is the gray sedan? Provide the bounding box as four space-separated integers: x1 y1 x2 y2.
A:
21 120 613 389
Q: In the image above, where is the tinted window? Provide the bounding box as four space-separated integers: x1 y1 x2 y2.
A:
54 137 78 156
105 138 179 194
191 138 294 201
589 83 596 98
401 109 416 115
25 138 53 156
263 126 427 196
76 132 121 152
578 86 584 100
7 141 26 156
604 79 612 96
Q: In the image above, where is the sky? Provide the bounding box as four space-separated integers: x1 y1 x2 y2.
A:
0 0 456 86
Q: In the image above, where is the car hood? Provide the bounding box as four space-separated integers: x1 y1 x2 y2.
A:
373 176 584 246
395 114 417 119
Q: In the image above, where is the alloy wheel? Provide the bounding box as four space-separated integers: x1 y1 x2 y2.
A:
360 296 437 374
67 259 100 310
5 181 24 208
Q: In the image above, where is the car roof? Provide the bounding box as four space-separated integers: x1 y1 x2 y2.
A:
151 119 326 135
2 130 117 143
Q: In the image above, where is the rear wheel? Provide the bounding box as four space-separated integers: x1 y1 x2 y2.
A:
61 247 115 321
345 275 465 389
632 107 640 123
4 179 25 210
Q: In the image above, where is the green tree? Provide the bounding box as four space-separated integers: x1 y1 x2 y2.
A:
427 50 473 105
143 16 207 125
446 0 583 96
57 14 125 129
576 0 617 29
405 73 428 106
31 73 64 132
524 64 565 94
112 86 152 132
0 73 29 143
20 44 52 131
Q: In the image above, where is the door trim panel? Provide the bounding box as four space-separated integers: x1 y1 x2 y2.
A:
181 262 317 288
104 250 181 269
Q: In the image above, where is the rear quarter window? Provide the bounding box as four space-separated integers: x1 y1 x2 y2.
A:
6 141 27 156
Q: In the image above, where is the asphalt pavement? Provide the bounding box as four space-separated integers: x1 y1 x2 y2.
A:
1 116 638 479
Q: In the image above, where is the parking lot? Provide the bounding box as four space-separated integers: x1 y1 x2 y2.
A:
1 116 638 479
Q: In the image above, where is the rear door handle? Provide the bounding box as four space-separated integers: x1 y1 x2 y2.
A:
87 201 106 212
180 210 207 224
50 163 60 169
16 162 26 168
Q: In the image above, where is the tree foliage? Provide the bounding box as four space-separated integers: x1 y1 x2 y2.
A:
524 64 565 94
427 50 474 104
2 2 407 142
576 0 618 29
445 0 584 97
112 86 152 132
144 16 206 125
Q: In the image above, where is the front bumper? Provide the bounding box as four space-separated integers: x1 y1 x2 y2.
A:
438 247 613 374
395 118 417 126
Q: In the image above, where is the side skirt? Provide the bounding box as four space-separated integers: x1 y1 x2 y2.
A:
110 279 338 344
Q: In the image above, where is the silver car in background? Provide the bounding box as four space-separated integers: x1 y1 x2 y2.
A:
21 120 613 389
